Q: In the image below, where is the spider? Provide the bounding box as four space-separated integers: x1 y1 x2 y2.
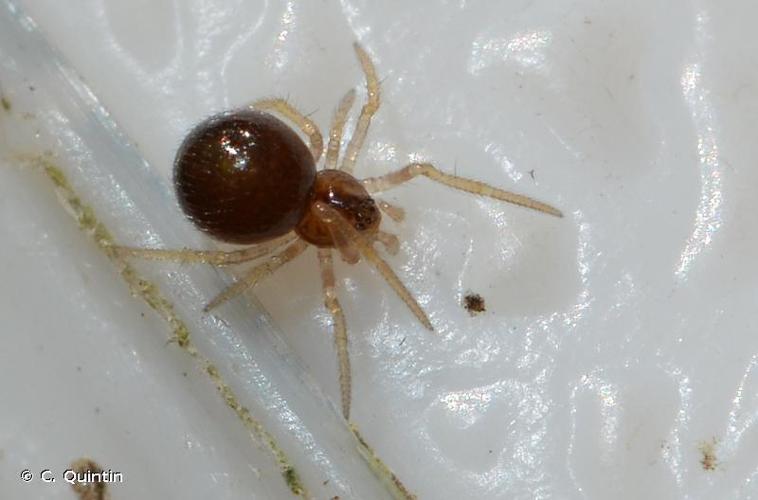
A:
114 43 562 419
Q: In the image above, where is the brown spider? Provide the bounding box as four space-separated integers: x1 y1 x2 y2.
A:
114 43 562 419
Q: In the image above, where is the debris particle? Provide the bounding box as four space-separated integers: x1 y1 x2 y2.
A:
1 96 10 111
463 293 486 316
698 438 719 471
69 458 109 500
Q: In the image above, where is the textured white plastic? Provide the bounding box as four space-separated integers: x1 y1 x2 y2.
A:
2 0 757 498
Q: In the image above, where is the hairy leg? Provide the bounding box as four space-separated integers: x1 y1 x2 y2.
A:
362 162 563 217
325 89 356 170
313 202 433 330
318 248 352 419
203 239 308 312
307 203 361 265
251 98 324 162
376 199 406 222
374 231 399 255
111 233 296 266
340 43 380 174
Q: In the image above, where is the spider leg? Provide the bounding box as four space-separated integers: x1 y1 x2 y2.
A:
340 43 380 174
376 199 406 223
251 98 324 162
111 233 296 266
203 239 308 312
325 89 357 170
362 162 563 217
313 202 433 331
308 203 361 265
317 248 352 419
374 230 399 255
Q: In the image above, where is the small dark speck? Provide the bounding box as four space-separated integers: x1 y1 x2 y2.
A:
488 449 493 454
28 85 35 92
94 407 101 414
322 479 329 486
528 169 536 181
140 312 145 317
182 372 188 377
1 96 10 111
76 366 82 372
399 336 407 346
463 293 486 316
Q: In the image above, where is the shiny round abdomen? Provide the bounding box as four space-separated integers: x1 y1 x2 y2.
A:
174 110 316 244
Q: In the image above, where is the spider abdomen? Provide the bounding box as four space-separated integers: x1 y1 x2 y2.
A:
174 110 316 245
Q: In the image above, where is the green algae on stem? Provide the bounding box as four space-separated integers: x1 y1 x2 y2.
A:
29 155 307 497
206 364 306 495
350 424 417 500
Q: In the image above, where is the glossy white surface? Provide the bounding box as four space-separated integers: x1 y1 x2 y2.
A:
3 0 758 498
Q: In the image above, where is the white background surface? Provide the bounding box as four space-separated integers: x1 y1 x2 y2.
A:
2 0 758 498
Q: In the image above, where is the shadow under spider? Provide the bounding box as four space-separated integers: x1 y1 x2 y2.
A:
114 43 563 420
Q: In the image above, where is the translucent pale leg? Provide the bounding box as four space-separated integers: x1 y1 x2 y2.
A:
324 89 356 170
317 248 352 419
251 98 324 162
307 203 360 265
340 43 380 174
111 233 296 266
203 239 308 312
313 202 433 331
362 162 563 217
376 199 405 222
374 231 399 255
